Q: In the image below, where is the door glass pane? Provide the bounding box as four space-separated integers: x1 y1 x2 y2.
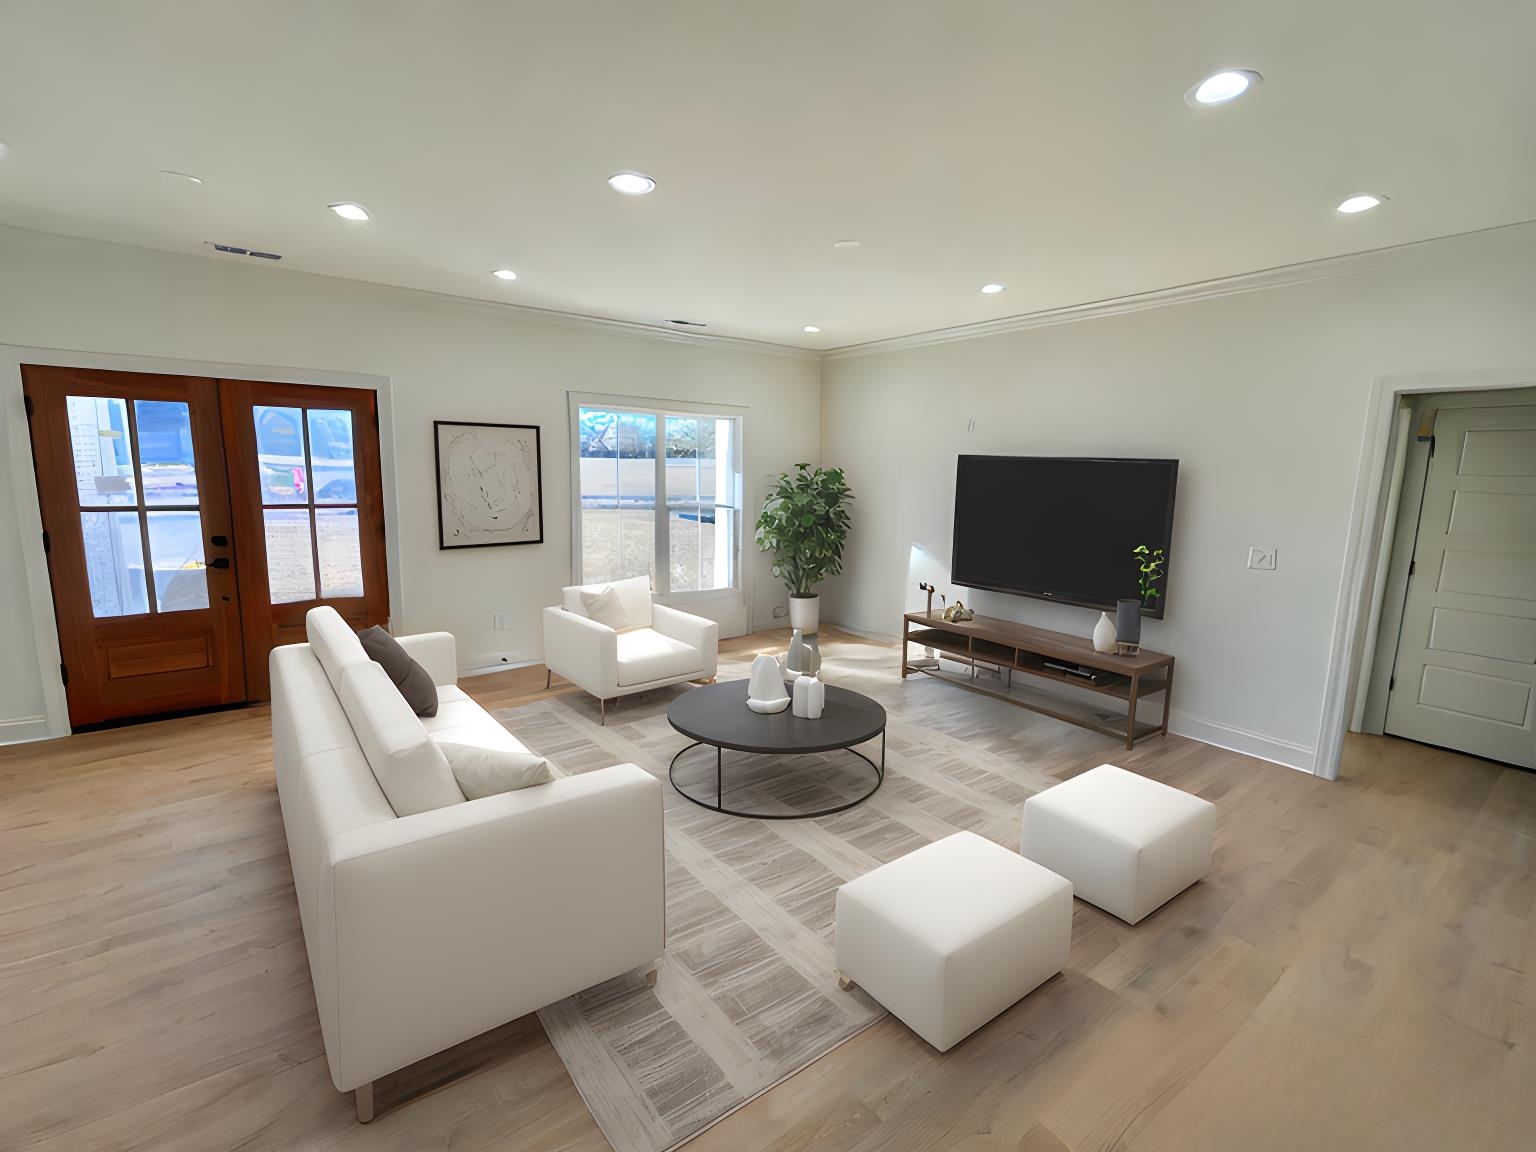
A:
67 396 137 506
308 409 357 503
264 509 316 603
254 406 308 503
80 511 148 616
316 508 364 598
134 401 199 505
146 511 209 612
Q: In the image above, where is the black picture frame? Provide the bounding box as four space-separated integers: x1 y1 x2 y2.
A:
433 420 544 549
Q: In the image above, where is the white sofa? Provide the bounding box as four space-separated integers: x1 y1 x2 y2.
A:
542 574 718 722
271 607 665 1121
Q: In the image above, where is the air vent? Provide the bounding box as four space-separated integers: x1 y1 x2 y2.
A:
205 241 283 262
668 319 706 328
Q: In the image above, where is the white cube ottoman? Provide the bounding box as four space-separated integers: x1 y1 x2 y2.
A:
834 831 1072 1052
1021 764 1216 925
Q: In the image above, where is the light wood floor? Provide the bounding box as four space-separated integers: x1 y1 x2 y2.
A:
1 628 1532 1151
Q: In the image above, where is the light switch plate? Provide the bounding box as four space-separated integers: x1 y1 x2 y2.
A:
1248 547 1277 571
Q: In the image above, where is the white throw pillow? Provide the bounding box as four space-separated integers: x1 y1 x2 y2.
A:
336 661 465 816
437 741 552 799
580 585 634 632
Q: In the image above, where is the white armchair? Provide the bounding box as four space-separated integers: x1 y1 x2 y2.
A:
543 575 718 722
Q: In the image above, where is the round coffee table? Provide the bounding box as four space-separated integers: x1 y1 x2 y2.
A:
667 679 887 819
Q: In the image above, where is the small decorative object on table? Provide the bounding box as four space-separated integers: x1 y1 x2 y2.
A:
1092 611 1117 654
747 653 790 713
792 673 825 719
942 601 974 622
786 627 821 677
1118 545 1166 655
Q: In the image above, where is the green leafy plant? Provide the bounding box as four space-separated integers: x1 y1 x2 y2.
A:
755 463 854 597
1133 545 1166 608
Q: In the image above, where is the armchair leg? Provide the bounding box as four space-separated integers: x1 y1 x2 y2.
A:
356 1082 374 1123
644 966 658 988
600 697 606 725
545 668 552 690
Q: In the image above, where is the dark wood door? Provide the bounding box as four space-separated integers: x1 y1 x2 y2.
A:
22 366 246 726
219 379 390 698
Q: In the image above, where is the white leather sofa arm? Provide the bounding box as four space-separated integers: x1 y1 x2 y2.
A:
394 631 458 687
652 604 718 679
319 764 665 1091
542 606 619 694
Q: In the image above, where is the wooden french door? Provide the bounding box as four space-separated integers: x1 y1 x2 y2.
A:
22 367 245 726
219 379 389 699
22 366 389 727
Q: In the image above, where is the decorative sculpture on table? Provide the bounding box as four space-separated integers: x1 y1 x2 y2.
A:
747 653 790 713
792 673 825 719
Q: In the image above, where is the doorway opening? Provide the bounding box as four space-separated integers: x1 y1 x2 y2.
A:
1349 383 1536 771
22 365 390 728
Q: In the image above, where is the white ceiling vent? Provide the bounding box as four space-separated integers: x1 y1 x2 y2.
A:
205 241 282 261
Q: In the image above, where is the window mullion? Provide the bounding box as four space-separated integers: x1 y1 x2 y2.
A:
654 414 668 596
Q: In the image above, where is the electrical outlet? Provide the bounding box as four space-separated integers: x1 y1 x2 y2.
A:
772 605 788 619
1247 547 1277 571
492 612 509 630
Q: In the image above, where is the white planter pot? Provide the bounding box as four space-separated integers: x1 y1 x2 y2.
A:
789 595 820 634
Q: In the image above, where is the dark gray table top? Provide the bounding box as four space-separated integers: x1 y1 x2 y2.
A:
667 679 886 754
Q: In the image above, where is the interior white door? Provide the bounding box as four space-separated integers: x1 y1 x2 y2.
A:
1385 404 1536 768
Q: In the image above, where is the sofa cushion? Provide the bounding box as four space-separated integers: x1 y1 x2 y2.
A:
358 625 439 717
616 628 704 687
306 605 369 689
336 661 465 816
421 686 537 753
437 742 552 799
563 574 653 630
579 585 635 632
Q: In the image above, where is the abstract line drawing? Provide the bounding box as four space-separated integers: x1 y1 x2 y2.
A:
433 421 543 548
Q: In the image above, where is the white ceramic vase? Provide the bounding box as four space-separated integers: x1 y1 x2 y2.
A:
788 594 820 633
1092 611 1117 654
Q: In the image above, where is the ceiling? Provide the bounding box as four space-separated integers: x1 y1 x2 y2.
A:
1 1 1533 351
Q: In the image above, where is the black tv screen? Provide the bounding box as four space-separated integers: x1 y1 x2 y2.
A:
951 455 1178 618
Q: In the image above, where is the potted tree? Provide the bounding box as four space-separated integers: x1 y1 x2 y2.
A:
755 463 854 634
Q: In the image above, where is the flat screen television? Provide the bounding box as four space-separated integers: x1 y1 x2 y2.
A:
951 455 1178 618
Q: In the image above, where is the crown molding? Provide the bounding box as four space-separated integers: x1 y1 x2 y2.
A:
822 221 1536 360
0 224 820 362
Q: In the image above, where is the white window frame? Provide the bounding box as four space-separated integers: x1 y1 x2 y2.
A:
567 392 745 604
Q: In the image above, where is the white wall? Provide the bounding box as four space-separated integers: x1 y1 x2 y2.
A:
0 225 819 738
819 224 1536 773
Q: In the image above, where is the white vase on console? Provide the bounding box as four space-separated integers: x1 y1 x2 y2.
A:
1091 612 1117 655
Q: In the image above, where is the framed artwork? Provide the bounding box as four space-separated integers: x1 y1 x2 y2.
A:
433 420 544 549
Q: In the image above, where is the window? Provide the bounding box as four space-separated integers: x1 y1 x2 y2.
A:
252 405 365 603
574 400 741 595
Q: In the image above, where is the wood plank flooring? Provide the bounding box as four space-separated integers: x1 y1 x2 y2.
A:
1 628 1532 1151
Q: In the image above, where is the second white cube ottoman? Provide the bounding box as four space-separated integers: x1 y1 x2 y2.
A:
835 831 1072 1052
1021 763 1216 925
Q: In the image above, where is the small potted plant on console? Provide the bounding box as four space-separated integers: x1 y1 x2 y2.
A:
1117 545 1165 655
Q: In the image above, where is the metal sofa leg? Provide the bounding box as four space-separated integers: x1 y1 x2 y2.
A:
356 1082 375 1123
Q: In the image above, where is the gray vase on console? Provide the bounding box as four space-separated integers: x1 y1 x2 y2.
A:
1115 598 1143 654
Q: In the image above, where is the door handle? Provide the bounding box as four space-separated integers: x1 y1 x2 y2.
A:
210 535 229 547
208 557 231 569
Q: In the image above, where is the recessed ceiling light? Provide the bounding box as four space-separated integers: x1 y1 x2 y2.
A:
981 283 1007 294
492 269 518 281
161 170 202 185
608 171 657 196
803 325 821 333
1337 194 1384 214
832 240 861 249
1186 69 1263 107
327 202 370 221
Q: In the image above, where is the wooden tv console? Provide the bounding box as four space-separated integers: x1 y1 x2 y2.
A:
901 610 1174 750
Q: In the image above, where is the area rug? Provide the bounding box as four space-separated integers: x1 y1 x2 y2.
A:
496 641 1112 1152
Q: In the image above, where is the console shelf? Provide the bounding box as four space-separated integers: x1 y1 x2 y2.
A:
902 611 1175 750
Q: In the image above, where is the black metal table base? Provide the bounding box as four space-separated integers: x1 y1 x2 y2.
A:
668 730 886 820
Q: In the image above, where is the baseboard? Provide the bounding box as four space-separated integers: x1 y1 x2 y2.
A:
460 657 542 678
1168 710 1317 775
0 714 53 745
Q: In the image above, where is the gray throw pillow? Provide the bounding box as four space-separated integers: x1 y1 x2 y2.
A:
357 626 439 717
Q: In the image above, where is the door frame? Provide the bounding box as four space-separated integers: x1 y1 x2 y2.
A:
1318 367 1536 781
3 344 399 740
